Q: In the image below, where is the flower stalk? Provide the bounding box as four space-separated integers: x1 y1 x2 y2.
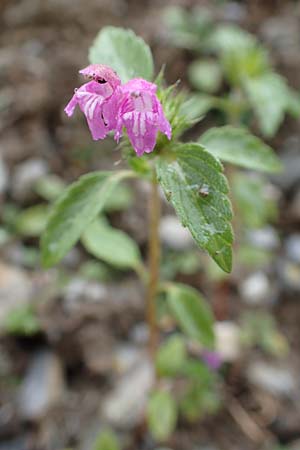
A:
146 168 161 360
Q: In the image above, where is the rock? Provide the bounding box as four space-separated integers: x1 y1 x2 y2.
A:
0 437 28 450
12 158 48 201
63 277 143 318
18 350 65 421
159 215 194 251
285 234 300 264
272 144 300 191
113 344 143 375
221 1 246 22
247 361 296 396
102 358 154 428
129 323 149 346
239 272 272 305
214 321 241 362
0 157 8 194
261 15 300 66
63 277 109 311
289 439 300 450
289 189 300 221
247 226 280 251
279 260 300 291
0 263 32 326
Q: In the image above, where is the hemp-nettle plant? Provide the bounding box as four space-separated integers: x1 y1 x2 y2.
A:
40 26 282 441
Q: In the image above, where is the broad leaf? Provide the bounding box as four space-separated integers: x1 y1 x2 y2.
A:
180 94 215 120
210 25 256 53
188 59 222 93
156 143 233 272
41 171 133 267
147 390 177 441
89 27 154 82
82 218 141 270
156 334 187 376
244 73 290 137
232 173 277 228
200 126 282 173
93 428 120 450
16 205 48 237
166 283 215 348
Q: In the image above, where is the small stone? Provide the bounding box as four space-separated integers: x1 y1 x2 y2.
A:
289 189 300 221
285 234 300 264
214 321 241 362
0 263 32 326
247 226 280 251
159 215 193 251
247 361 296 396
18 350 65 421
289 439 300 450
279 260 300 291
102 358 154 428
272 144 300 191
12 158 48 201
129 323 149 346
113 345 143 375
0 157 8 194
63 277 108 311
239 272 272 305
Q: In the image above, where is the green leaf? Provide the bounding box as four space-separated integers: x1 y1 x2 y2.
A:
164 6 214 51
93 428 120 450
244 73 290 137
180 380 220 421
102 183 133 212
41 171 133 267
81 217 142 270
89 26 154 83
156 334 187 376
4 305 40 336
180 94 215 120
188 59 222 93
156 143 233 272
34 175 66 201
166 283 215 348
16 205 49 237
147 390 177 441
200 126 282 173
232 173 278 228
210 24 256 53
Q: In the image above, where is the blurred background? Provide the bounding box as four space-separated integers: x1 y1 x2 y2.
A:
1 0 300 449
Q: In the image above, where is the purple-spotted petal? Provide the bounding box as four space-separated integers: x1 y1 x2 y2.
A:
64 80 117 140
79 64 121 89
115 78 171 156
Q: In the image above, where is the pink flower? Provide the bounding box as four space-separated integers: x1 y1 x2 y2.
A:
114 78 172 156
64 64 121 140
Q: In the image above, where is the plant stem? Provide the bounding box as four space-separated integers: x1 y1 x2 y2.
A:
146 170 161 360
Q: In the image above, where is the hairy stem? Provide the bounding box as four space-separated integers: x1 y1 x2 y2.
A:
146 170 161 360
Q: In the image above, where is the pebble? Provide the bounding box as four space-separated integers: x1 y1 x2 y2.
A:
247 361 296 397
0 157 8 194
0 263 32 326
272 144 300 191
113 344 143 375
289 189 300 220
239 272 272 305
12 158 48 201
102 358 154 428
159 215 194 251
279 260 300 291
285 234 300 264
63 277 108 311
247 226 280 251
214 321 241 362
18 350 65 421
